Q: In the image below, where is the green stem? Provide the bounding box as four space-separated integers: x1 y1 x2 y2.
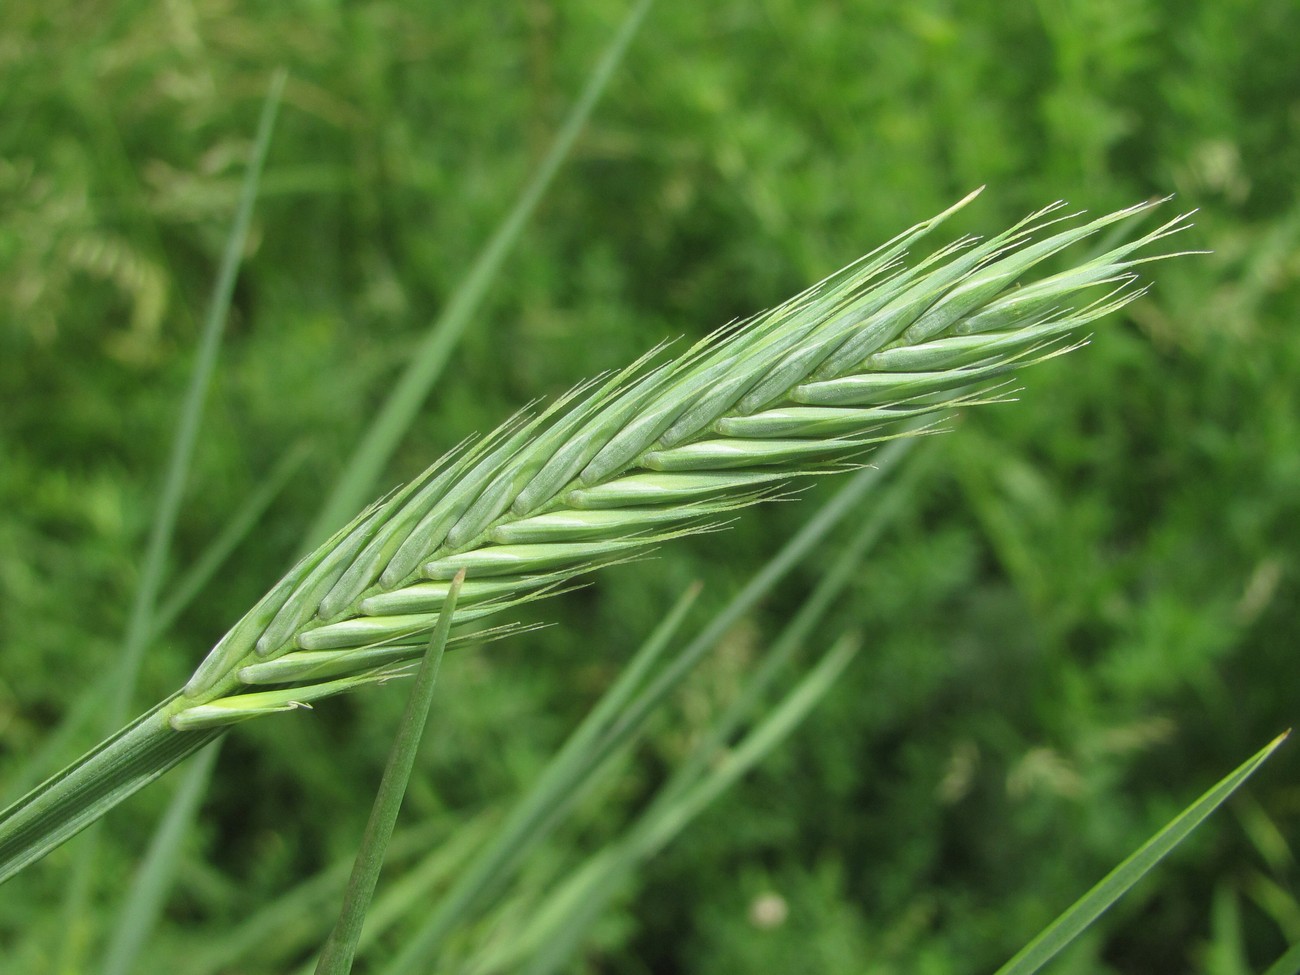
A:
314 570 464 975
0 695 220 885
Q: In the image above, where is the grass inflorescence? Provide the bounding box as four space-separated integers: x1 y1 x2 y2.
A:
170 190 1190 731
0 192 1193 889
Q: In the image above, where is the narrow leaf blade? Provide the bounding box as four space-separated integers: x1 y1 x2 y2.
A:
995 731 1289 975
313 570 465 975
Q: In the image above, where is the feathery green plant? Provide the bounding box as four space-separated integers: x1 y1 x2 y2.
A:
0 190 1191 885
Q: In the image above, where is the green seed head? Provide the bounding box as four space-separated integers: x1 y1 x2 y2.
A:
172 194 1191 731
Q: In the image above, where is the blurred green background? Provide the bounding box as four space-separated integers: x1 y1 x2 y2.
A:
1 0 1298 971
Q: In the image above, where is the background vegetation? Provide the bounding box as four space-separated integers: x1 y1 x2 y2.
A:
1 0 1297 971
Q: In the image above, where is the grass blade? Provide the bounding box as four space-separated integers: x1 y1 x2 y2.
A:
152 441 311 639
994 731 1290 975
379 579 701 975
303 0 656 546
107 67 287 728
313 570 465 975
179 818 458 975
298 814 500 975
385 441 915 974
591 436 912 751
504 456 931 971
651 633 861 845
62 67 287 968
1262 941 1300 975
101 741 221 975
0 69 285 891
515 633 863 975
655 442 934 812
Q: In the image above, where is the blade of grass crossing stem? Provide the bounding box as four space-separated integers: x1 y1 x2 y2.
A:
515 452 932 974
657 443 934 812
3 446 306 807
1207 885 1251 975
152 441 311 639
518 634 863 975
299 815 500 975
182 820 455 975
89 441 304 961
386 445 912 975
378 582 701 975
314 570 465 975
508 850 626 975
55 69 285 974
563 582 703 755
1263 941 1300 975
304 0 656 546
103 65 286 737
583 437 912 765
511 459 932 969
995 731 1290 975
642 634 861 852
101 741 221 975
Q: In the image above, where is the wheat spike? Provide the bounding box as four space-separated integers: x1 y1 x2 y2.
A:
171 191 1191 730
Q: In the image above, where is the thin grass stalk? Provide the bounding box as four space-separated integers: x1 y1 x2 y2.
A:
509 633 863 975
181 818 470 975
314 571 464 975
487 459 929 974
151 442 311 640
303 0 656 547
638 633 862 853
653 441 934 812
42 75 286 968
107 67 286 730
380 440 917 975
303 815 502 975
376 583 702 975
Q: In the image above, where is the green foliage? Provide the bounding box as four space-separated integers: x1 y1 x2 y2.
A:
2 0 1297 971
